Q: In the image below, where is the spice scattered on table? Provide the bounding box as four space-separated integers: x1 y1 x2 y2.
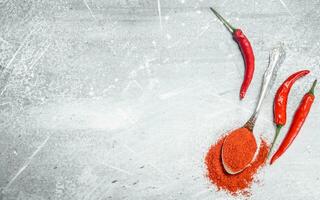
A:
270 79 317 164
270 70 310 154
205 135 269 196
209 7 255 100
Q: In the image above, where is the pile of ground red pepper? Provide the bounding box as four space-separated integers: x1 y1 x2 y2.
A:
205 133 269 196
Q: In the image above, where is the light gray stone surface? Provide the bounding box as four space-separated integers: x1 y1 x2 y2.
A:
0 0 320 199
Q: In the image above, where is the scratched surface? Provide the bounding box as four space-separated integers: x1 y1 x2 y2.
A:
0 0 320 199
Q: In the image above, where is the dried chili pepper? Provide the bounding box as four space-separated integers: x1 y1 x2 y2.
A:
209 7 255 99
269 70 310 154
270 79 317 164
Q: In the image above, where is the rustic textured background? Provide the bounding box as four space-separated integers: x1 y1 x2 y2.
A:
0 0 320 199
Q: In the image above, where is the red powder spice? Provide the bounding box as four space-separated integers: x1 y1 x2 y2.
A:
222 128 257 173
205 135 269 196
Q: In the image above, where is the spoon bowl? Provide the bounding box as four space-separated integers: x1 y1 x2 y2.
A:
222 127 257 174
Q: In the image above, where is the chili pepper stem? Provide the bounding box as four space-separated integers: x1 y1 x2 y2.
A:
209 7 236 33
308 79 317 95
268 125 282 158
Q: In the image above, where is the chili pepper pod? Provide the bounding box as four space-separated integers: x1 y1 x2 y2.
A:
270 79 317 165
269 70 310 155
209 7 255 100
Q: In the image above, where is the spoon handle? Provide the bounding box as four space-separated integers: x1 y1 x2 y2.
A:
245 44 286 130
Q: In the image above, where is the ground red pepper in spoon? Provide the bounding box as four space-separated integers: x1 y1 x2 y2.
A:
205 135 269 196
222 128 257 173
209 7 255 99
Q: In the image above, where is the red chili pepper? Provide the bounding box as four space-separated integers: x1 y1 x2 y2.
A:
269 70 310 154
209 7 255 100
270 79 317 164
